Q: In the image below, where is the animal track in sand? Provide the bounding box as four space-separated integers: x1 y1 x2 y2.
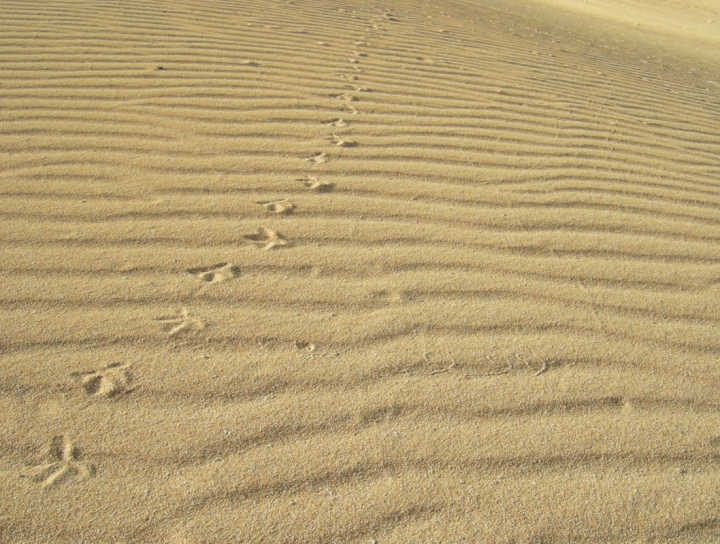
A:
324 118 348 127
69 363 134 398
332 92 358 102
305 152 327 163
294 340 316 352
346 58 360 64
344 104 360 115
239 60 260 66
296 176 335 193
186 262 240 283
154 307 206 337
330 134 356 147
346 84 372 93
341 74 360 81
244 227 289 250
256 199 296 214
352 51 368 57
21 436 95 488
368 289 411 304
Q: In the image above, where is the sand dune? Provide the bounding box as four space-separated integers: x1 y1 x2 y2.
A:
1 0 720 542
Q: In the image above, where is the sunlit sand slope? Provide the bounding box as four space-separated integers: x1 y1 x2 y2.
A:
1 0 720 542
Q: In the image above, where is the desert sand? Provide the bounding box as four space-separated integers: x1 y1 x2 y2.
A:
1 0 720 542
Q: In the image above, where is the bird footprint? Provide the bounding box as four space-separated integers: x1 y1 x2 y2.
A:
69 363 134 398
186 262 240 283
244 227 289 250
323 118 348 127
332 92 358 102
296 176 335 193
305 152 327 163
330 135 356 147
295 340 316 352
256 200 296 214
21 436 95 488
154 307 206 337
346 85 372 93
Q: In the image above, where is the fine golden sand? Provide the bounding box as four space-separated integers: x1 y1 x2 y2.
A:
1 0 720 542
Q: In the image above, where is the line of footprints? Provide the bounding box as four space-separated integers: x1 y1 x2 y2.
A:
29 170 336 486
301 11 387 173
21 13 397 489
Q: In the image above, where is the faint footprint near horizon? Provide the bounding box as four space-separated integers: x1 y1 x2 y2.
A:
332 92 358 102
324 118 348 127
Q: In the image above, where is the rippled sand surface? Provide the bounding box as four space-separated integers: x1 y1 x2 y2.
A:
1 0 720 541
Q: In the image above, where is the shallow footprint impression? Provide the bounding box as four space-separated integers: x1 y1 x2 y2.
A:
154 307 206 337
296 176 335 193
323 118 348 127
330 135 356 147
256 200 296 214
244 227 289 250
305 152 327 163
70 363 134 398
20 435 95 489
186 262 241 283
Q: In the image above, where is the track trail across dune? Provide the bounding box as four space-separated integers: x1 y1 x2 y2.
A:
1 0 720 542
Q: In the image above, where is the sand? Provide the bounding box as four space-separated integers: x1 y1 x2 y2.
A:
1 0 719 541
